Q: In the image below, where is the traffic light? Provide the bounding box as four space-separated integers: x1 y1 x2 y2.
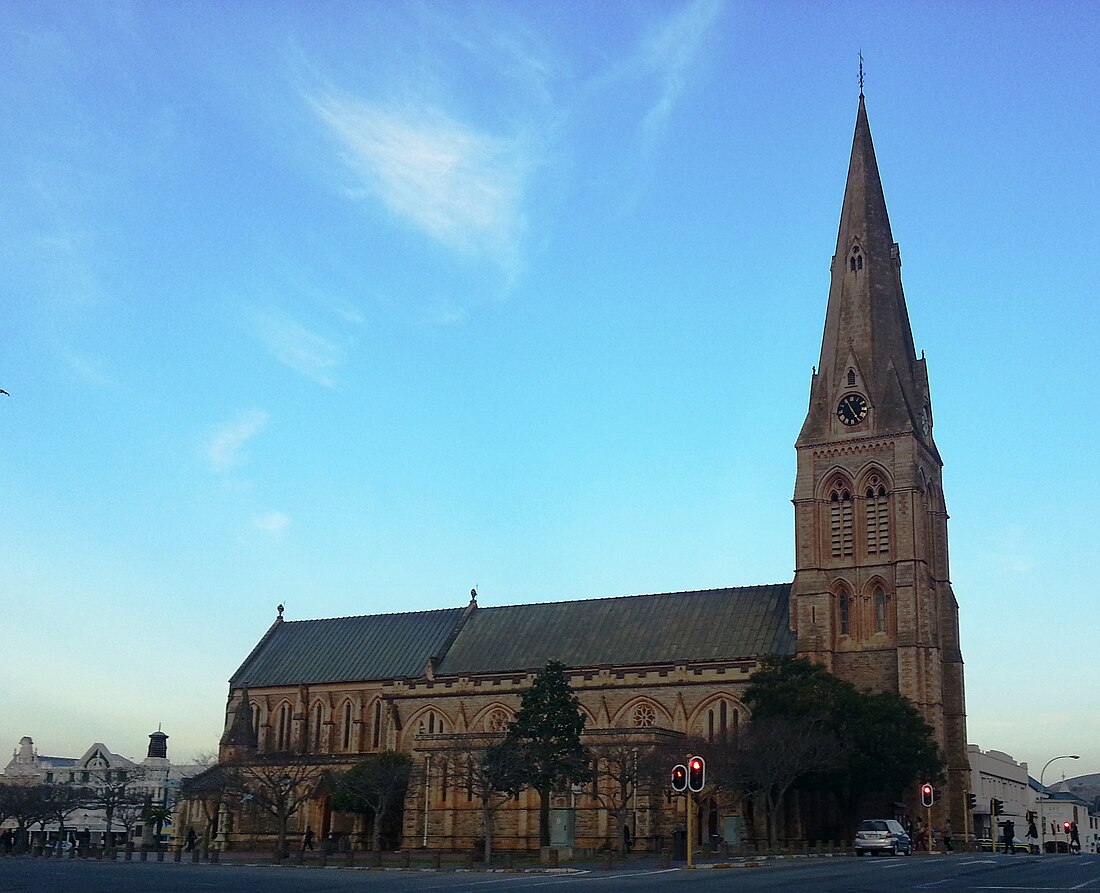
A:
670 764 687 792
991 799 1004 816
920 783 934 807
967 793 976 810
1063 821 1072 834
687 756 706 792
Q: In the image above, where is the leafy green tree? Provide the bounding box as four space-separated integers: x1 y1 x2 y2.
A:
332 750 412 853
745 655 943 827
502 660 591 847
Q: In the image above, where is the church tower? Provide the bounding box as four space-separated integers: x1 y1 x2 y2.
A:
791 93 968 818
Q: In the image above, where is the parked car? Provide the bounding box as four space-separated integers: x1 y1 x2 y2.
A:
854 819 912 856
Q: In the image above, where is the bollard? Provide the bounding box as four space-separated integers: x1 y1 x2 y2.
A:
173 847 182 863
140 846 148 862
156 848 164 862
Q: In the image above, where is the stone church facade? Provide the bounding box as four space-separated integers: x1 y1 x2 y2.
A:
179 93 968 852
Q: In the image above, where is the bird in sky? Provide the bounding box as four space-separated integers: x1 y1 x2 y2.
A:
0 389 9 396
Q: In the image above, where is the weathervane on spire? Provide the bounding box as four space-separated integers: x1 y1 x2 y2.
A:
858 51 865 97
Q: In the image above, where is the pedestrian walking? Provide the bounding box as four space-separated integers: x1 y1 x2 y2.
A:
1002 820 1015 855
303 826 314 851
185 827 197 852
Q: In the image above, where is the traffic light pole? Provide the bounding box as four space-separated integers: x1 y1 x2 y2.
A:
963 792 972 849
686 792 694 869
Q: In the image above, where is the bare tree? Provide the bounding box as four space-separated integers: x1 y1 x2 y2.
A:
732 716 839 848
36 784 91 848
84 767 147 847
443 736 526 864
588 733 656 856
222 757 325 857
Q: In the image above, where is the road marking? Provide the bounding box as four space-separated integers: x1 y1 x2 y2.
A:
1071 879 1100 890
961 859 997 865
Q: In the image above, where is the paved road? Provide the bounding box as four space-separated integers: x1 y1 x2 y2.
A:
2 853 1099 892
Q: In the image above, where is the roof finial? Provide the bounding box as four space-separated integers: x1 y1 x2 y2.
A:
276 603 284 620
858 50 865 97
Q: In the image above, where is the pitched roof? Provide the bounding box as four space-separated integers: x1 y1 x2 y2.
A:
230 607 467 687
437 584 794 675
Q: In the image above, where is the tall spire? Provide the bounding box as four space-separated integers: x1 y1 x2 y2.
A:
797 94 935 456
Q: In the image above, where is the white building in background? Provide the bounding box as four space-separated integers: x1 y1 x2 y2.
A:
968 745 1030 842
967 744 1098 853
1 731 201 843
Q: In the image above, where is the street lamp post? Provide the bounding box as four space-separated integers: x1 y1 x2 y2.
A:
1038 754 1079 854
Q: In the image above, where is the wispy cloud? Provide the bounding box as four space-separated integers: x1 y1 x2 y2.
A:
639 0 725 137
246 308 346 388
205 410 269 473
254 511 290 536
309 94 529 272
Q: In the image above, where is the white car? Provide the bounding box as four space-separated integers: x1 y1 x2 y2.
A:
854 819 913 856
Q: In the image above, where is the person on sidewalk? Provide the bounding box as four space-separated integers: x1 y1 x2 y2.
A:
1002 820 1015 855
303 826 315 851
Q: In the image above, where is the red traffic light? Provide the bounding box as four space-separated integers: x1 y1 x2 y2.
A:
1064 821 1072 833
688 755 706 792
920 783 934 807
670 764 687 792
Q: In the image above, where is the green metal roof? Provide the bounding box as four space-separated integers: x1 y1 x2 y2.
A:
229 607 466 687
437 584 794 674
230 585 794 688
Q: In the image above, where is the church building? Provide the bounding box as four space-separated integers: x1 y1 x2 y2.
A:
181 92 968 852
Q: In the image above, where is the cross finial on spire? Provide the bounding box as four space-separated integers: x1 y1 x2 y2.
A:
858 51 865 97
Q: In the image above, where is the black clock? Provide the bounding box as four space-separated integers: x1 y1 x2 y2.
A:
837 393 868 426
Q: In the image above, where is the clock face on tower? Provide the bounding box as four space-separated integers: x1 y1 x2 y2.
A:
836 393 868 426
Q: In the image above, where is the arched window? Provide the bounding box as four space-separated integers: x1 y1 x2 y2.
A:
707 709 715 742
829 480 854 558
372 700 382 749
847 368 856 386
633 704 656 728
313 702 323 752
839 591 851 636
850 256 857 271
864 474 890 555
342 701 353 751
250 703 260 739
276 703 292 751
874 587 888 633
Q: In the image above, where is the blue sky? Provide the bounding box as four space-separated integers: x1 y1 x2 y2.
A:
2 1 1098 780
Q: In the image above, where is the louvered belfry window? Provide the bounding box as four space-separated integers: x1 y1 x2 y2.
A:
830 481 854 558
865 475 890 555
